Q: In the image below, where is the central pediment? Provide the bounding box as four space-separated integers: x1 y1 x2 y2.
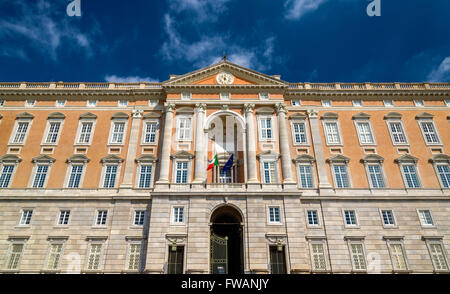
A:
162 60 287 87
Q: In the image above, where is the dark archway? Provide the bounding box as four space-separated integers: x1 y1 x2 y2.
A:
210 205 244 274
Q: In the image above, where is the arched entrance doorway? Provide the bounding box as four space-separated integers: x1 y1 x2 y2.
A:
210 205 244 274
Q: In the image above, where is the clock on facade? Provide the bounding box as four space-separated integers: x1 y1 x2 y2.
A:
216 72 234 85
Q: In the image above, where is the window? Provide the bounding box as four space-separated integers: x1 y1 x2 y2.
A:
419 121 441 144
68 165 83 188
143 121 159 144
310 243 327 271
333 165 349 188
134 210 146 226
175 162 188 184
56 100 66 107
291 99 300 106
149 100 158 106
20 210 33 225
321 100 331 107
401 164 420 188
388 122 408 145
181 92 191 100
77 122 94 144
349 243 367 271
383 100 393 107
138 165 153 188
86 243 103 270
32 165 49 188
263 161 277 184
176 117 192 141
269 245 287 274
87 100 97 107
344 210 357 226
259 92 269 100
324 122 341 145
103 165 118 188
367 164 385 188
5 243 25 270
414 100 424 107
427 242 449 271
127 243 142 271
110 122 126 144
219 168 232 183
25 100 35 107
12 122 30 144
381 210 396 226
298 165 313 188
0 165 15 188
167 246 184 274
436 164 450 188
118 100 128 107
355 122 375 145
46 243 64 270
220 92 230 100
44 122 62 144
418 210 434 226
259 117 273 140
387 242 408 271
292 122 307 144
268 206 281 223
352 100 362 107
173 207 184 223
307 210 319 226
58 210 70 225
95 210 108 226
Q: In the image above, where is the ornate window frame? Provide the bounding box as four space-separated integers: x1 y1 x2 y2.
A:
107 112 129 146
416 113 442 146
353 113 376 146
382 236 410 272
74 113 97 146
141 113 161 146
266 205 282 225
416 209 435 228
135 154 157 188
28 155 56 189
0 154 22 188
99 155 124 188
41 112 65 146
429 154 450 189
293 154 316 188
9 112 34 146
379 209 397 228
306 236 329 272
257 150 281 184
171 151 194 184
422 236 449 272
4 236 29 271
64 154 90 188
175 111 193 142
305 208 321 228
384 112 409 146
361 154 388 189
344 236 367 272
321 113 343 146
125 237 145 272
395 154 422 189
289 113 309 146
327 155 352 188
342 209 359 228
43 237 68 272
84 236 108 272
256 109 276 142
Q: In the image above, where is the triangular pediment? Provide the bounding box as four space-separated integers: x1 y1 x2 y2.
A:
163 60 287 87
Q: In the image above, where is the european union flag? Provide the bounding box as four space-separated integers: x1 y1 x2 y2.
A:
222 154 233 172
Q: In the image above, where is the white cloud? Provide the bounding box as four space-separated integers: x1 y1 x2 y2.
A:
427 57 450 82
284 0 328 20
168 0 231 23
104 75 159 83
0 0 97 61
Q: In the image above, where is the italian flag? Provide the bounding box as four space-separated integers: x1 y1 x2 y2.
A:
207 155 219 171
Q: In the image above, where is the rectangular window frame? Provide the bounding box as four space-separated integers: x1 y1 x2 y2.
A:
267 205 282 225
290 119 309 146
0 163 18 188
172 160 191 184
322 120 343 146
108 119 128 146
297 163 315 188
175 115 193 142
126 241 143 271
9 119 33 146
354 120 376 146
416 209 435 228
418 120 442 146
257 115 275 142
379 209 397 228
29 163 52 189
133 210 146 227
433 163 450 189
135 163 155 188
42 119 64 145
85 240 105 271
141 119 160 145
64 163 86 188
171 206 186 225
308 239 329 272
331 163 352 188
44 241 66 271
384 239 409 272
260 160 279 184
342 209 359 228
74 119 96 146
423 238 449 272
399 163 422 189
364 163 387 189
4 240 27 271
93 209 109 227
19 209 34 226
346 239 367 272
305 209 321 228
386 120 409 146
99 163 121 188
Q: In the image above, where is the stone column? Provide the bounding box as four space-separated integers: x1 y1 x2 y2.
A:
307 109 332 189
156 103 175 184
276 103 295 184
244 103 258 183
120 109 143 188
193 103 207 184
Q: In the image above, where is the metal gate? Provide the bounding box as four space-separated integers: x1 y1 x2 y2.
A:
210 233 228 274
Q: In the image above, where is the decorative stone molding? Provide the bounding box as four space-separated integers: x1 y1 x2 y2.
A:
170 150 194 159
47 236 69 241
394 154 418 163
307 109 318 118
244 103 255 113
326 154 350 163
289 113 307 120
131 110 143 119
305 235 327 240
344 236 365 240
176 107 195 114
195 103 207 112
48 112 66 119
16 112 34 119
143 112 161 119
352 112 371 120
163 103 176 113
360 154 384 163
112 112 130 119
275 103 287 114
79 112 97 120
125 236 147 241
100 154 124 164
428 154 450 164
256 150 280 159
321 112 339 120
382 236 404 240
165 234 187 244
32 154 56 163
265 233 287 244
66 154 90 164
415 112 434 120
85 236 108 241
255 107 275 114
135 154 158 163
0 154 22 163
292 154 315 163
384 112 402 120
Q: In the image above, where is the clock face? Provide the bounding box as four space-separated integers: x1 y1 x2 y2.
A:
216 72 234 85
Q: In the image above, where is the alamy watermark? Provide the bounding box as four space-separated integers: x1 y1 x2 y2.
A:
67 0 81 17
367 0 381 17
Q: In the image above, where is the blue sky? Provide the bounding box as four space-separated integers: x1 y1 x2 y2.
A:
0 0 449 83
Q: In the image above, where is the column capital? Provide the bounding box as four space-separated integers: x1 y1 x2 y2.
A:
163 102 176 113
195 103 207 113
244 103 255 113
132 109 144 118
275 103 287 114
307 109 319 119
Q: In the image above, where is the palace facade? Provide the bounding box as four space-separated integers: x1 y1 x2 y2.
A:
0 60 449 274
